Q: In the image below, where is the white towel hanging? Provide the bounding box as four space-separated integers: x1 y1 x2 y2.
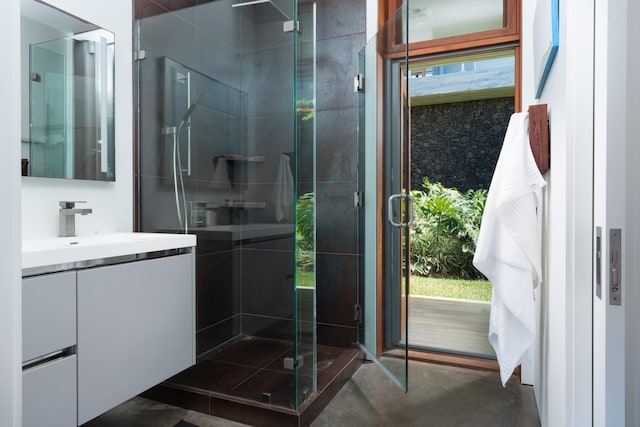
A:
473 112 546 386
273 154 293 222
210 157 232 189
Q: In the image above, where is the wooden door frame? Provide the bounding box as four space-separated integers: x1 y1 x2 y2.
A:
375 0 522 367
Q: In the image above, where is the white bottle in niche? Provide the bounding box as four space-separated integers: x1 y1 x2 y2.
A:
206 209 217 226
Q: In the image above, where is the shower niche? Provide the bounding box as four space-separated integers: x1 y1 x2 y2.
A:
211 155 266 189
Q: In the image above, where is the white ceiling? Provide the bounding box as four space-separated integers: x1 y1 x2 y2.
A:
21 0 97 34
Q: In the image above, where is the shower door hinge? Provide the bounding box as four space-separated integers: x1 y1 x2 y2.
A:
354 73 364 92
283 20 300 33
354 304 363 324
134 50 147 61
353 191 364 208
161 126 177 136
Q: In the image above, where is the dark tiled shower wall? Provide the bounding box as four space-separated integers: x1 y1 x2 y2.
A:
193 0 369 351
194 238 241 356
195 233 297 357
241 237 295 340
136 0 367 354
211 0 368 350
312 0 367 348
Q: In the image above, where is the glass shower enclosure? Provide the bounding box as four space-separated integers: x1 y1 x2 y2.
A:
134 0 316 410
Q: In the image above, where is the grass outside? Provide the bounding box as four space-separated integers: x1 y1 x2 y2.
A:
410 276 492 301
296 270 315 288
297 269 491 302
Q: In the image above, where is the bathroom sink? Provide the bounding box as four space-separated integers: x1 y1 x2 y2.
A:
22 232 196 271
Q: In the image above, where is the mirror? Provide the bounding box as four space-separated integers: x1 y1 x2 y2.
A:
21 0 115 181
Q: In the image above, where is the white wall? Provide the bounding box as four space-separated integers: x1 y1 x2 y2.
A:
625 1 640 425
21 0 133 239
524 0 640 425
0 0 23 425
3 0 132 424
522 0 594 425
592 0 629 425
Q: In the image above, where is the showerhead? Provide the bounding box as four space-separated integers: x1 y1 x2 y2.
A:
180 90 203 125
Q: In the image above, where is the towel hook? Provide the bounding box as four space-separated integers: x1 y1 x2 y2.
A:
528 104 550 173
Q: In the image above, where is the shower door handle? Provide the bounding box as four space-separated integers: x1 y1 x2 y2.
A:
387 193 414 228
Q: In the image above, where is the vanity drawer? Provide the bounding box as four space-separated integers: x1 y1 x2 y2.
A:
22 271 76 362
23 354 77 427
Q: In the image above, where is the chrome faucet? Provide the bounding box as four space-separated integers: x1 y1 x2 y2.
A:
59 201 92 237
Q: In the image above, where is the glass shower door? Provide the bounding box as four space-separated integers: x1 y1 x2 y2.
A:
358 4 410 391
135 0 317 412
293 0 317 409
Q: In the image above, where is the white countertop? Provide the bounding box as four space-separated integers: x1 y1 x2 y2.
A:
22 232 196 271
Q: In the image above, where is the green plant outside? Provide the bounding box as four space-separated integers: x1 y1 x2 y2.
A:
410 179 487 279
296 192 315 252
296 192 316 288
294 185 492 301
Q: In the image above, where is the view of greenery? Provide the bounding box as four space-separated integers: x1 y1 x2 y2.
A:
296 270 314 288
295 183 492 301
296 270 491 301
410 178 487 279
410 276 491 301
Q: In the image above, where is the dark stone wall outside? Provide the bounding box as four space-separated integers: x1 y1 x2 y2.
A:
411 97 515 193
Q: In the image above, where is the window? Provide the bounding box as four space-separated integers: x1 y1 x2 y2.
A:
385 0 519 58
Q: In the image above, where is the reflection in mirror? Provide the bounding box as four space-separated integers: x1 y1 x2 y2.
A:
21 0 115 181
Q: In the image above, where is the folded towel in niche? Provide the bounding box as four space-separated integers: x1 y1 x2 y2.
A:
473 112 546 386
210 157 232 189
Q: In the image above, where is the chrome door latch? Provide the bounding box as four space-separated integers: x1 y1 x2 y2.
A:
609 228 622 306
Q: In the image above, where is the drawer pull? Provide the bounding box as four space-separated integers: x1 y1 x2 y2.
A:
23 346 76 371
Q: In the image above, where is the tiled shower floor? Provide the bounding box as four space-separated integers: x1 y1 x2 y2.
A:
142 336 362 426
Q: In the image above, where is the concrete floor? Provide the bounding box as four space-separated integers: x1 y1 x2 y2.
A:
84 360 540 427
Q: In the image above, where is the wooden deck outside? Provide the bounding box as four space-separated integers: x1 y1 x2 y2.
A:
407 296 496 358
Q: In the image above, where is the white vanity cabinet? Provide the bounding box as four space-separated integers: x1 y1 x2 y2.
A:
77 253 195 425
22 232 196 426
22 271 77 427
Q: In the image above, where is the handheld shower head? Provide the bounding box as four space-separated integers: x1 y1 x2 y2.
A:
180 90 203 125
